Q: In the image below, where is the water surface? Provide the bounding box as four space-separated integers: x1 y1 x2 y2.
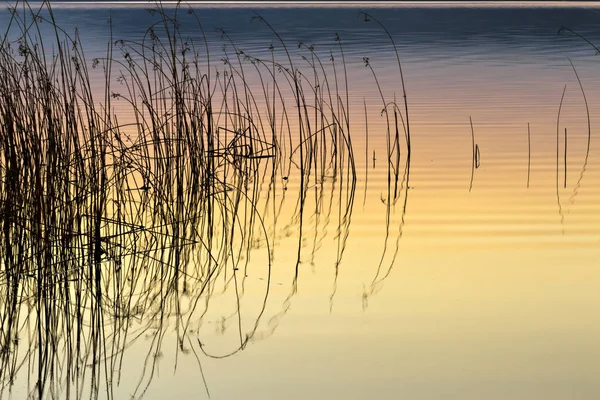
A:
1 2 600 400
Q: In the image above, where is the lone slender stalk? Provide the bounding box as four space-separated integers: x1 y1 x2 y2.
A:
363 98 368 207
564 127 567 188
469 116 476 192
567 58 591 204
556 85 567 231
527 122 531 188
556 85 566 196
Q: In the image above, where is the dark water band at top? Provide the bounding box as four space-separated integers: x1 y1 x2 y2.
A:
4 4 600 59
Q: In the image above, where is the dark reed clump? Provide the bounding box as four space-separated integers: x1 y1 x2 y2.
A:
0 1 367 398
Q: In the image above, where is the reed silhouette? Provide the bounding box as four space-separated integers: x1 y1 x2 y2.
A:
0 1 380 398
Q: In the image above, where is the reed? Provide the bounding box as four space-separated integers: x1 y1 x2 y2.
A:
527 122 531 188
567 58 592 204
564 127 568 188
0 1 378 398
556 85 566 194
557 30 594 204
555 85 567 231
469 116 477 192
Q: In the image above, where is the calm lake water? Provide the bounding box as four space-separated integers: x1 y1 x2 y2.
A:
1 2 600 399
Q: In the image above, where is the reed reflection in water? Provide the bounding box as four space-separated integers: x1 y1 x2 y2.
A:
0 2 414 398
1 2 600 400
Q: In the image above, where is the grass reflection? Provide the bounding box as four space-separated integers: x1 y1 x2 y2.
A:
0 1 412 398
